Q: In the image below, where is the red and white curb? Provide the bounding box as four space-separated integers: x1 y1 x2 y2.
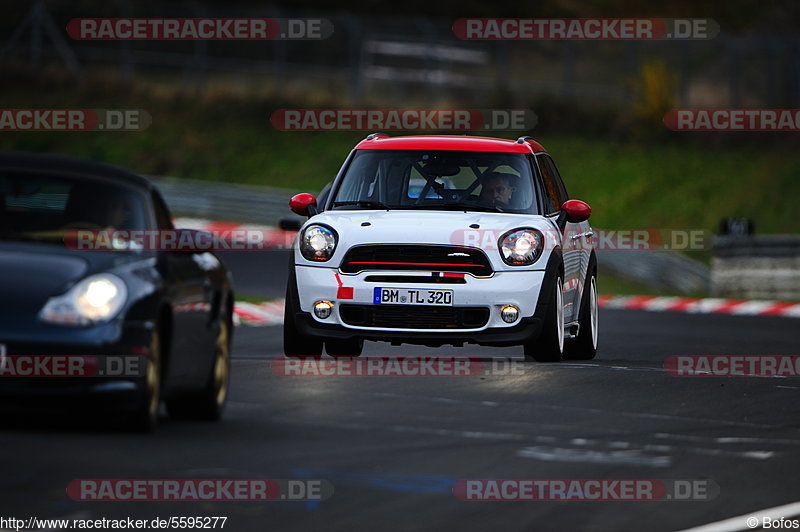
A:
233 300 285 327
599 295 800 318
233 295 800 328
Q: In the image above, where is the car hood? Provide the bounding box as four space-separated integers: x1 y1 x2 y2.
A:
0 241 145 314
304 209 557 270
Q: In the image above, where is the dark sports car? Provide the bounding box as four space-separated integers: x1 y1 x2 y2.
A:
0 152 234 431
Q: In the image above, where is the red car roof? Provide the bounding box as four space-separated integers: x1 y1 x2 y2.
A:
354 135 546 153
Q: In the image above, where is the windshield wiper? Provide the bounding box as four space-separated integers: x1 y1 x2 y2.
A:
332 200 389 209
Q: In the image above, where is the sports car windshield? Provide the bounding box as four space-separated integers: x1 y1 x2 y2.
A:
0 174 147 247
331 150 541 214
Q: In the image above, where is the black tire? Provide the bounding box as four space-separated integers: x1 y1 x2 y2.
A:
283 265 323 358
564 269 599 361
129 328 161 432
326 338 364 357
166 316 232 421
524 276 565 362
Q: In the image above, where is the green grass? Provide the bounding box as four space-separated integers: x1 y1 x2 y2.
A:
543 137 800 233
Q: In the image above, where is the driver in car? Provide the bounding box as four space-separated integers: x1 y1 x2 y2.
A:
479 172 517 210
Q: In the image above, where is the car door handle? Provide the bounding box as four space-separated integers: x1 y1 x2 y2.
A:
570 231 593 240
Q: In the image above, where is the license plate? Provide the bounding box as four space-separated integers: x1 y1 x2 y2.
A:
374 288 453 306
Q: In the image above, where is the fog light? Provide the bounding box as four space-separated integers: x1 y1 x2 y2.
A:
313 300 334 319
500 304 519 323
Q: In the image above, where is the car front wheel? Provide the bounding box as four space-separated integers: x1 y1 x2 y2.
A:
524 276 565 362
564 272 599 360
129 328 161 432
166 316 231 421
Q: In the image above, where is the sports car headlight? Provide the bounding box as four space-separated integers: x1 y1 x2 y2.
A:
499 228 544 266
39 274 128 326
300 225 337 262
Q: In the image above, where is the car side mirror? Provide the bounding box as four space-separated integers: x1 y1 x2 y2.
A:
561 199 592 223
289 193 318 217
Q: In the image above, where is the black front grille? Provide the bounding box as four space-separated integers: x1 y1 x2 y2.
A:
340 304 489 329
363 275 466 284
340 245 493 277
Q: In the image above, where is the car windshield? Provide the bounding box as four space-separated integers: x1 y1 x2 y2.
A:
330 150 541 214
0 173 148 248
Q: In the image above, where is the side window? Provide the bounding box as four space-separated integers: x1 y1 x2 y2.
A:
543 155 569 204
317 182 332 212
151 190 174 230
536 154 562 214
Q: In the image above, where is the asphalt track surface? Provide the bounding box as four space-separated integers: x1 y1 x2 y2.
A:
2 250 799 532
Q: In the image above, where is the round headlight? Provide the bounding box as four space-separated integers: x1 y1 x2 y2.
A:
39 273 128 326
300 225 337 262
499 228 544 266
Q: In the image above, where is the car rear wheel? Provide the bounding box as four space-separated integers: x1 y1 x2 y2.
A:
524 276 565 362
283 267 323 358
326 338 364 357
166 316 231 421
564 273 599 360
129 329 161 432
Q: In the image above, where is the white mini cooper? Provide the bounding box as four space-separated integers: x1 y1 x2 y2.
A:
283 134 597 362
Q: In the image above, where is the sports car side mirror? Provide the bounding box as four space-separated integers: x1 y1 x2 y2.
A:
289 193 318 217
561 199 591 223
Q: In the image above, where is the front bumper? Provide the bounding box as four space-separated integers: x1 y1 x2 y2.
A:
294 265 548 346
0 319 153 404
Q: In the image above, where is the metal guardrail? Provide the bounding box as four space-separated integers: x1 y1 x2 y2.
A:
152 176 304 226
598 249 711 295
712 235 800 299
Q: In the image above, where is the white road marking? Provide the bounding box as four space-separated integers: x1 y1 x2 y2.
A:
686 448 775 460
655 432 800 447
387 425 525 441
677 500 800 532
516 446 672 467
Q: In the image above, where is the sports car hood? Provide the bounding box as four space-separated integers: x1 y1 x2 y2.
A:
0 241 145 314
304 210 558 270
